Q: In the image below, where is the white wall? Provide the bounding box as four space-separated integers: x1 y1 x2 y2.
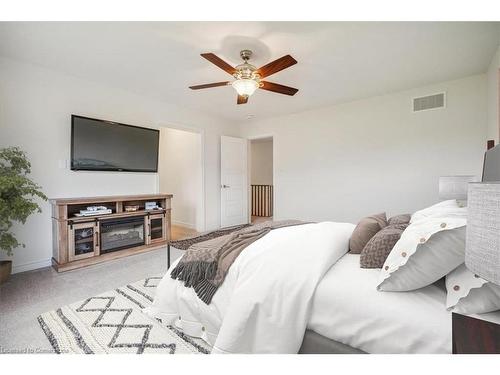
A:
240 74 488 224
159 127 203 231
250 140 273 185
0 55 491 273
487 45 500 144
0 57 237 273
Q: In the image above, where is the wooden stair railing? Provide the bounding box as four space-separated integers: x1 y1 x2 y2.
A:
251 184 273 217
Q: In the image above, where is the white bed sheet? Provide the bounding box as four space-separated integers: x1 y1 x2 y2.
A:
308 253 452 353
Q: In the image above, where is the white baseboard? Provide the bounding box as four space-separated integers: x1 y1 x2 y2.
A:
171 220 196 229
12 258 52 274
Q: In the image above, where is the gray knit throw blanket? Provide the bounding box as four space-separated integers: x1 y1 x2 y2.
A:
170 220 308 304
169 224 250 251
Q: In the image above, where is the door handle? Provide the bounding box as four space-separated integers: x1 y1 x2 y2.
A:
222 184 230 188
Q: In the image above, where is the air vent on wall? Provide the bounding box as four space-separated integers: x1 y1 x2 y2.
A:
412 92 446 112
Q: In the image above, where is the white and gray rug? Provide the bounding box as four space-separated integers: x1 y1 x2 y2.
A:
37 276 211 354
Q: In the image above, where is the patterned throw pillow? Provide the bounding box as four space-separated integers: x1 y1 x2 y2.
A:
360 224 408 268
349 213 387 254
388 214 411 225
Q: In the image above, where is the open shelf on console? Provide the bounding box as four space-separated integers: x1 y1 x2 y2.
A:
68 208 165 222
67 201 117 218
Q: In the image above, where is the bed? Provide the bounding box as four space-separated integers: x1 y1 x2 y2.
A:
145 144 500 354
145 223 452 354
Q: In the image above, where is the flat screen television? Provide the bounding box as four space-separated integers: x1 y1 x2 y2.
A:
71 115 159 172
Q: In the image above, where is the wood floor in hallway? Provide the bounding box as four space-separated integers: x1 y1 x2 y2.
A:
251 216 273 224
171 224 198 240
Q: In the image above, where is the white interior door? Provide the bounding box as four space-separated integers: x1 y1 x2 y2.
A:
220 136 248 228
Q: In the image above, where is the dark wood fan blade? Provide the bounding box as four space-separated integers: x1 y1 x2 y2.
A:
201 53 236 75
260 81 298 96
237 95 248 104
189 82 230 90
257 55 297 78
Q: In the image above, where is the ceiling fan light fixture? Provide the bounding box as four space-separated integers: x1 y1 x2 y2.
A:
232 78 259 97
190 50 298 104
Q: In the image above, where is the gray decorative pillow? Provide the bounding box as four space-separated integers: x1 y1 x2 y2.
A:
360 224 408 268
388 214 411 225
349 212 387 254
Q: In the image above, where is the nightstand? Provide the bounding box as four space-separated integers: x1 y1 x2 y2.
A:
452 312 500 353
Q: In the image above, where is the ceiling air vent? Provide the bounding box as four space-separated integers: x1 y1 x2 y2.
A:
412 92 446 112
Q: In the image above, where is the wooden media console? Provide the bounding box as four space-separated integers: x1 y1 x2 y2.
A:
51 194 172 272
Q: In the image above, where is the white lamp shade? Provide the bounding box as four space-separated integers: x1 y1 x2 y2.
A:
465 182 500 285
439 175 478 200
232 79 259 97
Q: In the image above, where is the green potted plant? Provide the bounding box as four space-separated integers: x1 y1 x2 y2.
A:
0 147 47 283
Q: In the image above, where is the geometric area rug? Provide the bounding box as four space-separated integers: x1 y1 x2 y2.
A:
37 276 211 354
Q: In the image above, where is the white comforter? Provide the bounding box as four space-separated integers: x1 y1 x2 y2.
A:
145 222 355 353
308 254 452 353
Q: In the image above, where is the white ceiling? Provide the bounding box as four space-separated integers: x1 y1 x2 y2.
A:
0 22 499 122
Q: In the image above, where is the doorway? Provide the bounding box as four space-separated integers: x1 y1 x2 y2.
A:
158 126 204 236
249 137 274 224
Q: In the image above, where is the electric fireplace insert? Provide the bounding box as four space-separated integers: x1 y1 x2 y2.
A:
100 216 145 253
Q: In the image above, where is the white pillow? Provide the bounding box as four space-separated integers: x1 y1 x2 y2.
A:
378 201 467 292
410 199 465 223
446 264 500 314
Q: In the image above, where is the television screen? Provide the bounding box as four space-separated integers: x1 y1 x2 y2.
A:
71 115 159 172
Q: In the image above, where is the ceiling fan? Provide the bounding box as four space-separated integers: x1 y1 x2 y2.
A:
189 49 298 104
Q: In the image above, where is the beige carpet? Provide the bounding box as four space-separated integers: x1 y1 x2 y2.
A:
0 246 183 353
